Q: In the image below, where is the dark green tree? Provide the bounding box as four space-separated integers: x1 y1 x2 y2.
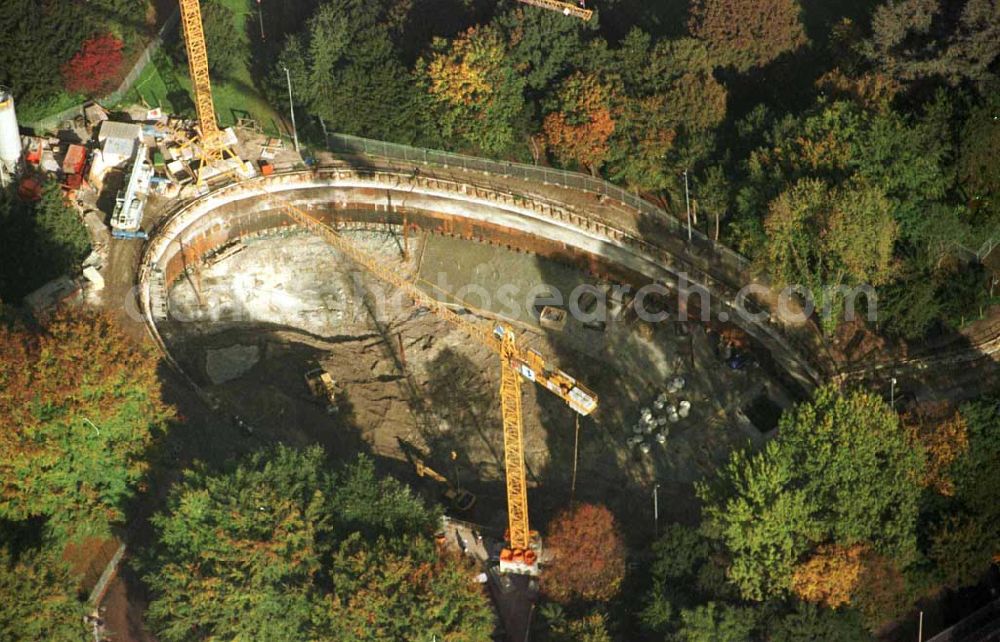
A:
0 545 86 642
0 183 90 302
0 0 91 105
677 602 758 642
142 447 486 642
35 183 91 276
640 523 734 636
143 446 334 641
698 386 924 601
273 0 426 144
959 88 1000 227
496 5 593 95
768 602 870 641
328 453 440 538
201 0 244 77
862 0 1000 90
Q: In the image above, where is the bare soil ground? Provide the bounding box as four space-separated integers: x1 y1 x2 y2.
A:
159 229 789 538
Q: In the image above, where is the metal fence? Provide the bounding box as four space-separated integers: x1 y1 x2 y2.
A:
326 132 752 271
21 9 180 132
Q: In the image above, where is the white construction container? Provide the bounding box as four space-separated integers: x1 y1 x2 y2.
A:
0 87 22 179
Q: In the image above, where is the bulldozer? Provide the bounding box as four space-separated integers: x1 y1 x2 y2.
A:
304 368 339 415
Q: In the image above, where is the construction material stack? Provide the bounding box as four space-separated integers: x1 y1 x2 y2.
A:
177 0 253 184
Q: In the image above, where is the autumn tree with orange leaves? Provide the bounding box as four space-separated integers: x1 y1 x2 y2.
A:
542 73 616 175
904 401 969 496
421 25 526 155
791 544 865 608
0 309 173 539
543 503 626 604
688 0 807 70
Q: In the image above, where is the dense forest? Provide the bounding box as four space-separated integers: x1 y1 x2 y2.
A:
245 0 999 341
1 0 998 640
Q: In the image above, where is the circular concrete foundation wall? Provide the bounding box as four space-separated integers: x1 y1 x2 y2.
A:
139 167 819 388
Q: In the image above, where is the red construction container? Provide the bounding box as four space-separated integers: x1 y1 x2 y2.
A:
63 145 86 175
25 139 42 165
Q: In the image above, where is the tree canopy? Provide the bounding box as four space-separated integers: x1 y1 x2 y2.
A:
0 184 91 303
142 446 491 641
420 25 527 155
698 385 924 602
862 0 1000 90
0 309 173 539
0 0 148 107
0 545 86 641
542 503 627 604
687 0 808 70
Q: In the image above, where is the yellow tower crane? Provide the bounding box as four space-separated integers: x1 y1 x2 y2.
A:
177 0 243 184
278 200 597 574
516 0 594 20
176 0 598 575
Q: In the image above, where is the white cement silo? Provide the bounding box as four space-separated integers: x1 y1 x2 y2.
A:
0 87 23 182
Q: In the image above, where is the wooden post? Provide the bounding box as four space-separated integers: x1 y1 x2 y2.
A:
571 414 580 502
402 211 409 261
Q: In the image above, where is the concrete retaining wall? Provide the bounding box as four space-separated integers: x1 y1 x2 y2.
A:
140 169 820 389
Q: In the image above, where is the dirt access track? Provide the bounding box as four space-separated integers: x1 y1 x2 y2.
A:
137 164 822 393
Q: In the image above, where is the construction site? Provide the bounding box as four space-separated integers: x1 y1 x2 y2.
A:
2 0 814 638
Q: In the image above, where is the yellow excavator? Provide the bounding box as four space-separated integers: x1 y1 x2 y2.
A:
177 0 598 575
398 438 477 512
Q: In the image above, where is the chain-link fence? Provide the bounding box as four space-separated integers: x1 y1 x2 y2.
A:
326 132 751 272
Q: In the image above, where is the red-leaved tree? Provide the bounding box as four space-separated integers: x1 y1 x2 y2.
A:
543 503 626 603
62 33 125 96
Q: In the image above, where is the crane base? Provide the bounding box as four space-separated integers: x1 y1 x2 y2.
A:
499 558 540 576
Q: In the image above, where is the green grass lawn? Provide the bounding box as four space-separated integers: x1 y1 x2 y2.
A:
121 0 288 136
18 91 86 125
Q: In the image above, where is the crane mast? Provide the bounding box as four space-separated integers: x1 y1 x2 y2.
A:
499 329 530 554
177 0 240 182
276 198 597 573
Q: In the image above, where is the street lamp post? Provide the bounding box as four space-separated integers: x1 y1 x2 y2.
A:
450 451 460 491
653 483 660 538
256 0 265 40
891 377 897 408
683 169 692 243
281 65 299 154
